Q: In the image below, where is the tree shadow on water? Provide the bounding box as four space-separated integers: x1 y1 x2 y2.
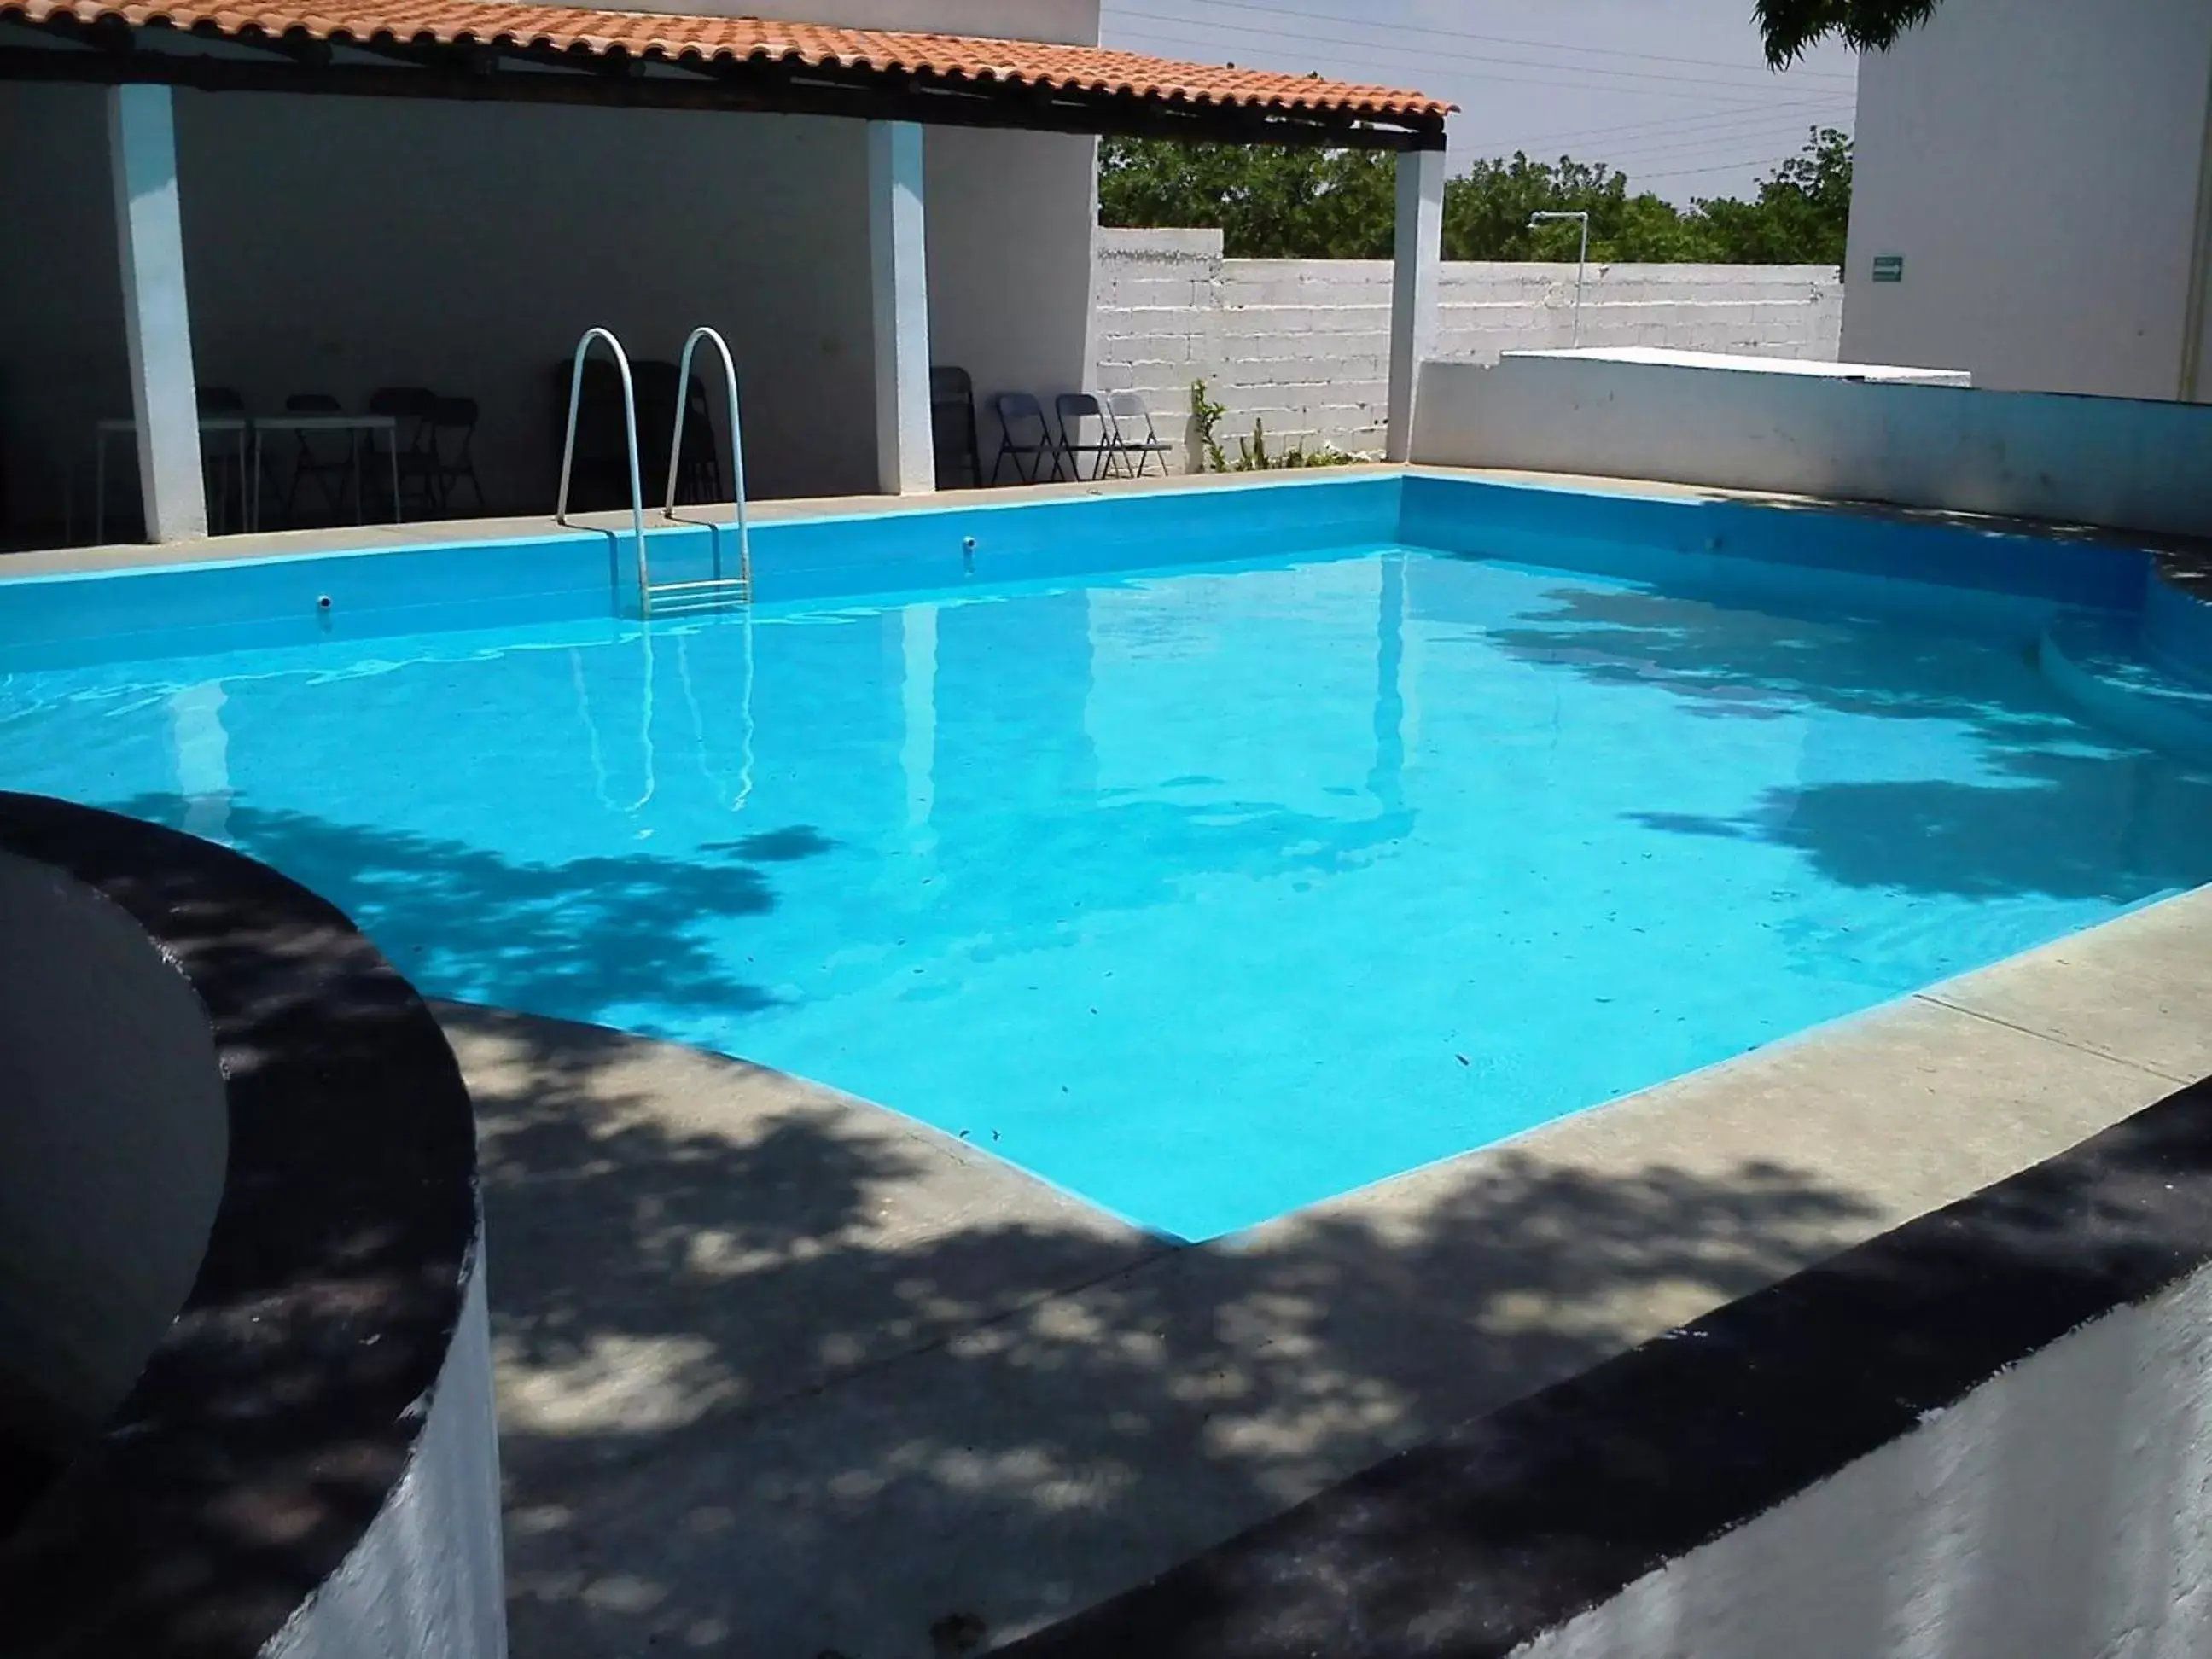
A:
1480 587 2212 903
440 1003 1890 1659
106 795 790 1016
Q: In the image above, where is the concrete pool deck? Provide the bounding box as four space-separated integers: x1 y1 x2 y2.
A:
444 882 2212 1659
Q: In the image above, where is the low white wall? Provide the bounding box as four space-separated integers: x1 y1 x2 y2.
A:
265 1260 508 1659
1411 352 2212 539
1516 1264 2212 1658
1091 228 1841 467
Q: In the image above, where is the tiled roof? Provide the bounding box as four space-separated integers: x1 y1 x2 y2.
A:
3 2 1452 119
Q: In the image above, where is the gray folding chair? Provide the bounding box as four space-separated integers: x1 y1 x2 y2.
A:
1105 391 1175 478
990 392 1060 484
930 365 981 489
1053 393 1117 482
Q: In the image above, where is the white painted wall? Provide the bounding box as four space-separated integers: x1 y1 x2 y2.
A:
1513 1265 2212 1659
1410 352 2212 539
1092 228 1841 468
0 83 133 544
1842 0 2212 400
0 78 1099 539
928 125 1101 473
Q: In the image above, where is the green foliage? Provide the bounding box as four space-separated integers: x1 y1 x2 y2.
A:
1755 0 1938 66
1189 381 1361 473
1689 127 1854 265
1100 130 1854 270
1229 416 1361 472
1190 377 1229 473
1101 140 1394 259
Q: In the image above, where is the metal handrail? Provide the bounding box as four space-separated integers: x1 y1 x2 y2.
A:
662 326 752 608
555 327 649 610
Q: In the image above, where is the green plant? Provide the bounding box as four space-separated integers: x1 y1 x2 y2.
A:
1228 416 1362 472
1192 382 1363 474
1190 377 1228 473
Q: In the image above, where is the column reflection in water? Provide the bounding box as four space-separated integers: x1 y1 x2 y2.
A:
168 679 230 843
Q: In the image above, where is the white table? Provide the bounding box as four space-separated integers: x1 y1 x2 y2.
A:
247 413 400 532
94 414 248 544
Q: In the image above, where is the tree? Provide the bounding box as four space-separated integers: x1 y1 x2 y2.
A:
1097 139 1394 259
1755 0 1939 65
1098 130 1854 269
1690 127 1852 265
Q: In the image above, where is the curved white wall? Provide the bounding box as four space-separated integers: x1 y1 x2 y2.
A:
1515 1265 2212 1659
0 850 228 1443
264 1260 508 1659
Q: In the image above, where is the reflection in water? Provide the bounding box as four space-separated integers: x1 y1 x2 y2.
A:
902 603 936 838
168 680 230 843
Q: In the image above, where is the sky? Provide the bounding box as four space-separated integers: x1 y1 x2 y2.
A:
1097 0 1860 205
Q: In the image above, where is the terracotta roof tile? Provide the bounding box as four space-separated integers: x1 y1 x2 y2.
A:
3 1 1452 119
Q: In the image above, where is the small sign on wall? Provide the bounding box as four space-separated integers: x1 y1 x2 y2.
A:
1871 254 1905 283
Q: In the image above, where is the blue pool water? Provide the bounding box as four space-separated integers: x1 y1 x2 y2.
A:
3 484 2210 1238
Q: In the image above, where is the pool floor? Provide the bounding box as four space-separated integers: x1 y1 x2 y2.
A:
5 542 2209 1237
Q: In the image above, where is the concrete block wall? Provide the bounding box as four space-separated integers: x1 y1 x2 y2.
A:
1091 228 1842 469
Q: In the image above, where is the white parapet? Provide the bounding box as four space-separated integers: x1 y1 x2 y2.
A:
1503 346 1970 386
1411 349 2212 539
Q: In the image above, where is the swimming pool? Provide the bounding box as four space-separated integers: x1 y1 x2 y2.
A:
4 474 2209 1239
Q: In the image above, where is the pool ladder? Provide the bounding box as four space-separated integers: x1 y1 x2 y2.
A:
555 326 752 617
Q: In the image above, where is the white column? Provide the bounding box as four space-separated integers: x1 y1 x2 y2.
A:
868 120 934 495
1386 145 1445 464
108 84 206 542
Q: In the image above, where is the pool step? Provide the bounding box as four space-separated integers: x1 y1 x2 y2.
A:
2040 609 2212 762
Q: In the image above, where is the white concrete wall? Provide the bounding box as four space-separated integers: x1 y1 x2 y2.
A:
0 851 229 1443
0 79 1099 538
1410 353 2212 539
1513 1264 2212 1659
1092 228 1841 467
0 84 132 544
927 125 1100 470
1842 0 2212 400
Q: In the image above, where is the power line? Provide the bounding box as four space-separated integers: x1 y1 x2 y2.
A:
1100 0 1857 84
1587 119 1847 170
1464 96 1853 160
1109 17 1842 108
1105 4 1856 96
1626 153 1819 184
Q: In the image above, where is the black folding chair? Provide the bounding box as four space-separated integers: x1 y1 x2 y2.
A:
196 385 248 533
631 360 721 506
930 365 980 489
989 392 1061 485
1054 393 1118 482
277 393 355 524
368 387 441 518
1105 391 1175 478
428 396 486 514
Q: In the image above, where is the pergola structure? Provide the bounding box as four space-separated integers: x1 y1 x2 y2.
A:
0 1 1452 541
